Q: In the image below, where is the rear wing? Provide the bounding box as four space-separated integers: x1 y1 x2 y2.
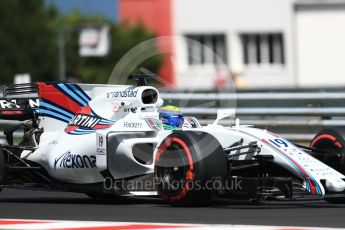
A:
0 83 39 121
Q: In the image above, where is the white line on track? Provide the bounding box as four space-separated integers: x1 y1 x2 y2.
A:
0 219 343 230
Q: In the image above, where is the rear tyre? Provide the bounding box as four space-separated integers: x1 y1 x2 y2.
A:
0 148 6 188
154 131 228 206
311 127 345 203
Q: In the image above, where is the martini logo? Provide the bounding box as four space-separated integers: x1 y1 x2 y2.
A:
68 114 100 128
54 151 96 169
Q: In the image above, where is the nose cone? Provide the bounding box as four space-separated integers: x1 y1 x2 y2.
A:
325 179 345 193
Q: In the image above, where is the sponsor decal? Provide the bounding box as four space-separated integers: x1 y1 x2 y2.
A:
96 134 106 155
54 151 96 169
106 89 138 99
98 136 104 148
144 118 162 131
96 148 106 155
183 117 201 128
113 106 120 112
97 149 106 155
124 107 137 113
68 114 101 129
65 113 114 135
0 98 39 110
187 117 197 127
123 122 143 129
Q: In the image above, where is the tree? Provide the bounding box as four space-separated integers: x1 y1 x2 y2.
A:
61 11 162 84
0 0 58 84
0 1 162 85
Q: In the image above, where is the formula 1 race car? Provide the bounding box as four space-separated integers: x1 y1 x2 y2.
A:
1 73 345 206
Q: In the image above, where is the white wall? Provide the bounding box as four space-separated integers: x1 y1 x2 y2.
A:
173 0 296 89
296 4 345 87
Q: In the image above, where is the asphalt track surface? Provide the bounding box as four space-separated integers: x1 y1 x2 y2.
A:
0 189 345 228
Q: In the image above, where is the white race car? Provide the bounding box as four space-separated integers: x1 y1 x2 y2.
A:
1 74 345 206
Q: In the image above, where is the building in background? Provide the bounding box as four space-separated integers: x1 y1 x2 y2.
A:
119 0 345 89
119 0 175 87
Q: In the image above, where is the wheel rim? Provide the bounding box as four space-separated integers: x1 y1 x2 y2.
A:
155 137 194 200
311 134 345 173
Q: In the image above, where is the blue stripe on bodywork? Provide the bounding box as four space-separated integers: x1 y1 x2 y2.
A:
240 129 322 195
67 83 91 104
265 140 322 195
70 130 94 135
40 101 74 119
39 109 70 123
56 84 87 107
99 120 114 125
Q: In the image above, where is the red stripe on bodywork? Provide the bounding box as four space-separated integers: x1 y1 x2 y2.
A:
147 119 158 131
307 179 317 196
81 105 92 115
93 124 112 129
37 82 82 114
65 125 78 133
262 139 317 195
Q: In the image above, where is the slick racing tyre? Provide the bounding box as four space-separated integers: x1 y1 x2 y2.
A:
0 148 5 186
310 127 345 174
154 131 228 206
310 127 345 204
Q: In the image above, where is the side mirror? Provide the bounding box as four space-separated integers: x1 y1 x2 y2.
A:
213 109 236 125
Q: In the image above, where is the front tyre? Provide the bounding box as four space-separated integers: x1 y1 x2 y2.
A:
311 127 345 204
154 131 228 206
310 127 345 174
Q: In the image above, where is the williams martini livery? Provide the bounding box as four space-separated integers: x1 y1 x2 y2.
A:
1 74 345 205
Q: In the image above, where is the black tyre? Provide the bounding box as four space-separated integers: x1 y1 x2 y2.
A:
310 127 345 174
154 131 228 206
310 127 345 203
0 148 5 185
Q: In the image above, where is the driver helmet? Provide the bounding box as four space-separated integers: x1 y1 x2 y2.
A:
159 105 184 130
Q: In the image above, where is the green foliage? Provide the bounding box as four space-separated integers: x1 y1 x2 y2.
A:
0 0 58 84
0 1 162 84
62 11 162 84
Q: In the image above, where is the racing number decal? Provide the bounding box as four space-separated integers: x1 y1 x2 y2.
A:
269 139 289 149
96 133 106 156
98 136 104 148
264 137 322 195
